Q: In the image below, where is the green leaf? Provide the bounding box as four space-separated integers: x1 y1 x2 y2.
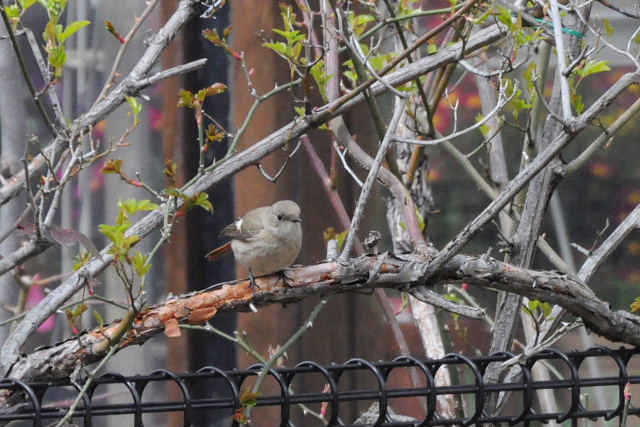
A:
310 60 331 101
272 28 305 44
132 251 152 276
177 89 194 108
94 310 104 327
48 45 67 79
202 28 223 45
126 95 142 116
603 18 615 37
444 293 464 304
497 6 515 29
6 5 21 19
69 302 88 319
368 53 395 71
196 83 227 101
122 235 141 248
73 252 92 271
125 95 142 125
263 41 288 56
40 0 66 18
294 106 306 117
572 91 584 114
577 59 611 78
349 13 375 36
427 43 438 54
523 61 537 91
19 0 38 9
101 158 123 174
58 20 90 43
118 199 160 216
336 230 349 251
343 69 358 87
194 193 214 212
415 208 426 231
99 222 131 245
476 114 490 137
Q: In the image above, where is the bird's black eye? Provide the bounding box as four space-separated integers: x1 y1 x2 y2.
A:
277 214 283 221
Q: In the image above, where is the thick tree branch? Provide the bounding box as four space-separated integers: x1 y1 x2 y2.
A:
4 251 640 387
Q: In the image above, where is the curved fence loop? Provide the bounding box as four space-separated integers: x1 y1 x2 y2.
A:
392 355 437 427
583 345 629 420
194 365 242 412
87 372 143 427
527 348 579 423
246 363 292 427
507 362 533 426
345 358 388 427
139 369 193 427
442 353 484 426
480 351 534 425
1 347 639 426
4 378 42 427
293 361 340 426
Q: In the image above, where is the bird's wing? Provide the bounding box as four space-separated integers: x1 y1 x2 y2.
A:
218 206 268 242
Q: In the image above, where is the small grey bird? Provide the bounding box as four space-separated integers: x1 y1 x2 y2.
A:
206 200 302 277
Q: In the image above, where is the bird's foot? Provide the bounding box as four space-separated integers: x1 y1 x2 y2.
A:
279 270 292 288
248 268 259 289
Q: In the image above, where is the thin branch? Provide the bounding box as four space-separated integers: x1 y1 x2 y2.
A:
95 0 161 102
566 97 640 174
244 299 329 422
0 1 55 134
579 204 640 282
409 286 486 319
548 0 573 119
302 137 352 227
339 99 406 261
333 142 363 187
23 28 66 129
395 84 511 146
132 58 208 88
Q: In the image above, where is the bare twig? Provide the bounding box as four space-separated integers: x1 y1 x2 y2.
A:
339 99 406 261
95 0 161 102
567 97 640 174
409 286 486 319
23 28 66 129
548 0 572 119
0 1 55 134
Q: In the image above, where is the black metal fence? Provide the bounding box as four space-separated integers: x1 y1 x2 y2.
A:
1 346 639 426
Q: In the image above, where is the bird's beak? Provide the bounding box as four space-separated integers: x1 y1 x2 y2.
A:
292 218 302 223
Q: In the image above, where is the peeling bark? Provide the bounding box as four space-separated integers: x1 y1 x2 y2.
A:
4 250 640 391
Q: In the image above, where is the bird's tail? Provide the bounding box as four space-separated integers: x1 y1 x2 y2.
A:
205 241 232 261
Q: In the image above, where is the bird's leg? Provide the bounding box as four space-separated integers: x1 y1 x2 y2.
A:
248 268 258 289
279 270 292 288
